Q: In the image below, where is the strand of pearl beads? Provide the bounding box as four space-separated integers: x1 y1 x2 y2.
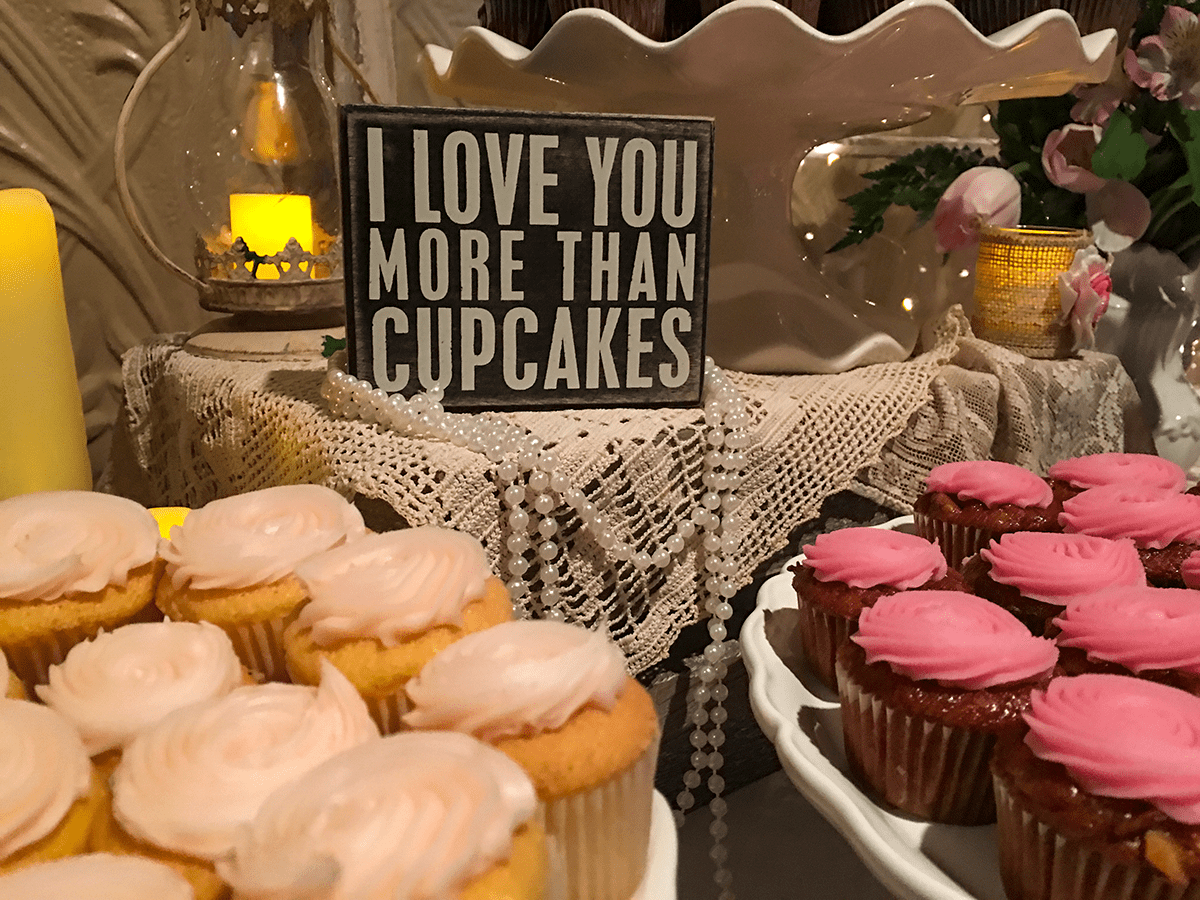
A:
321 352 746 898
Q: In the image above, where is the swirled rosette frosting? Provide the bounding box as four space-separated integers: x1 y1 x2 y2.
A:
404 620 628 740
1048 453 1187 492
852 591 1057 689
0 699 91 858
1059 485 1200 548
160 485 366 591
0 491 159 602
1054 587 1200 674
219 731 537 900
1024 674 1200 823
1183 551 1200 590
923 460 1053 509
37 621 245 755
0 853 194 900
981 532 1145 603
293 527 493 648
801 528 946 589
112 661 379 860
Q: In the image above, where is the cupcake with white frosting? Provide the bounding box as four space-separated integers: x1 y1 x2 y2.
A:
0 698 105 874
0 853 195 900
3 648 25 699
92 661 378 900
37 621 246 775
220 731 547 900
0 491 162 687
283 526 512 733
405 619 659 900
156 484 367 681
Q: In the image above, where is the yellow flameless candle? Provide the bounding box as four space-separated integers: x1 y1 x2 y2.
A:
229 193 314 280
0 188 92 499
148 506 191 540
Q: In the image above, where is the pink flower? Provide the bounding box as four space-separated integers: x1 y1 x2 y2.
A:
1124 6 1200 110
1042 124 1106 193
1085 180 1152 253
933 167 1021 254
1059 246 1113 351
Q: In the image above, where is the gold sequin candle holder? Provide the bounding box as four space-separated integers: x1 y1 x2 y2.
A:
970 225 1092 359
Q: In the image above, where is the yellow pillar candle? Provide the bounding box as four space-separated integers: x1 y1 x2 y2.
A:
0 188 92 499
229 193 314 280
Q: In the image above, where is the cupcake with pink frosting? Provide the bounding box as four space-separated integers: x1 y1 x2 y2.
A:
1048 452 1187 500
962 531 1146 634
0 699 105 875
1052 587 1200 695
837 590 1057 824
992 674 1200 899
789 526 964 690
1181 550 1200 590
283 526 512 734
1059 485 1200 587
913 460 1061 568
0 853 195 900
220 731 547 900
404 619 659 900
156 484 367 681
0 491 163 688
91 661 379 900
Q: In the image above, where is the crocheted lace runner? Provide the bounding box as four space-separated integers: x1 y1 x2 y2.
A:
110 308 1139 673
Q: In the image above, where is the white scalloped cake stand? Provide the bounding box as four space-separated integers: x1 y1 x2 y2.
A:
423 0 1116 374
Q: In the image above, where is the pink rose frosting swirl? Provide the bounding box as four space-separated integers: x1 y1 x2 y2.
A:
801 528 946 589
1059 485 1200 548
1054 587 1200 674
161 484 366 591
219 732 537 900
112 661 379 861
981 532 1145 604
0 699 92 858
403 620 629 740
1183 550 1200 590
37 621 245 755
924 460 1053 509
294 527 494 648
852 590 1057 689
0 854 195 900
0 491 159 602
1024 674 1200 823
1048 453 1187 492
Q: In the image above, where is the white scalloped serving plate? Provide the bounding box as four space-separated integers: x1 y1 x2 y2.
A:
741 515 1004 900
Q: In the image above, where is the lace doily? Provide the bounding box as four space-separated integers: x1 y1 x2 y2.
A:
109 307 1140 673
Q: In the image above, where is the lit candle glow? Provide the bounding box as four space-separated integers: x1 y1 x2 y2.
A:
229 192 314 279
0 188 92 499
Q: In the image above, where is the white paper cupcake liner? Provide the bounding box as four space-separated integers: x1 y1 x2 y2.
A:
796 597 851 692
2 623 98 687
223 617 289 682
539 732 660 900
838 659 997 824
913 513 994 571
993 773 1196 900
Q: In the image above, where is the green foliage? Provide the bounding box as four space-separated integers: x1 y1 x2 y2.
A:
829 145 988 252
321 335 347 358
1091 108 1147 182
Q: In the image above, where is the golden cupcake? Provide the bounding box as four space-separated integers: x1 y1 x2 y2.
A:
156 484 366 681
94 662 379 900
0 698 105 874
284 526 512 733
0 490 162 687
405 619 660 900
220 731 547 900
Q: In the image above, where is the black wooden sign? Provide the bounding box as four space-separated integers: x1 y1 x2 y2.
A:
339 106 712 411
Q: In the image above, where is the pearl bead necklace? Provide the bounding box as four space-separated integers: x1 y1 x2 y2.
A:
321 351 743 897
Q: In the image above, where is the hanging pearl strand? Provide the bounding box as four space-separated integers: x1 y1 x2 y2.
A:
320 352 746 897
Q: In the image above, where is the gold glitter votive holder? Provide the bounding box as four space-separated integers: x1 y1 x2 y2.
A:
970 225 1092 359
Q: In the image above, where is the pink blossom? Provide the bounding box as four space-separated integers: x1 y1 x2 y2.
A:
1124 6 1200 110
932 167 1021 254
1070 81 1126 127
1042 124 1106 193
1059 246 1113 350
1085 180 1152 253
